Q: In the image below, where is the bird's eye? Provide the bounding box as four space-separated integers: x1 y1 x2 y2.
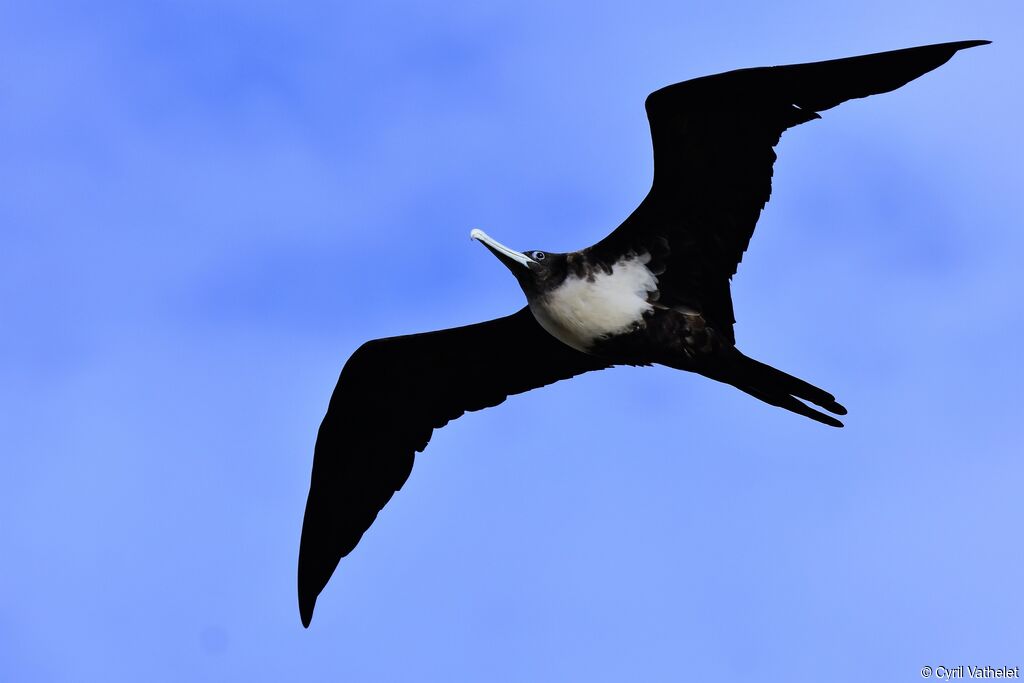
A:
533 251 546 261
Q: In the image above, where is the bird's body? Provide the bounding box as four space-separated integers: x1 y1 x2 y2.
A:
297 40 988 627
529 250 659 352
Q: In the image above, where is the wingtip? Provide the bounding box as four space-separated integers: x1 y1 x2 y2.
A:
299 593 316 628
299 573 317 626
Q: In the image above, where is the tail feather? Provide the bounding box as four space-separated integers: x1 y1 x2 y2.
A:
699 350 846 427
738 383 845 428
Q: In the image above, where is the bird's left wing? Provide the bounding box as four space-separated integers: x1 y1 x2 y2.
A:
591 40 988 342
298 307 610 626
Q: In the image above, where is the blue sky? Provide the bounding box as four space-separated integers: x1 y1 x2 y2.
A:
2 1 1022 681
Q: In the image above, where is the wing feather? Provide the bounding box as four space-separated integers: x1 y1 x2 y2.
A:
592 40 988 341
297 308 609 626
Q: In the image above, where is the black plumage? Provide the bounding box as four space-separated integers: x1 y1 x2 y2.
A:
298 40 987 627
298 309 609 625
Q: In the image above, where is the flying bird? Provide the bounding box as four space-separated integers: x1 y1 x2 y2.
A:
298 40 988 626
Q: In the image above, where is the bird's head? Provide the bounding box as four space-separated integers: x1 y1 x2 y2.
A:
470 229 565 297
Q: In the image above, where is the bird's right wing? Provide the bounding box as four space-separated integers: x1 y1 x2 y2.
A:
298 307 610 626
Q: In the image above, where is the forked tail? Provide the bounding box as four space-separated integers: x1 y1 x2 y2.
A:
698 349 847 427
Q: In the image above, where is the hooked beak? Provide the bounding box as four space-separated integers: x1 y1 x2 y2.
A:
470 229 536 269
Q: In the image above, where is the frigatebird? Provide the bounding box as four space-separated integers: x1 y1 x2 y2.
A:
298 40 988 626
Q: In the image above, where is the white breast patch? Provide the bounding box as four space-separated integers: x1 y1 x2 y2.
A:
530 253 659 352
